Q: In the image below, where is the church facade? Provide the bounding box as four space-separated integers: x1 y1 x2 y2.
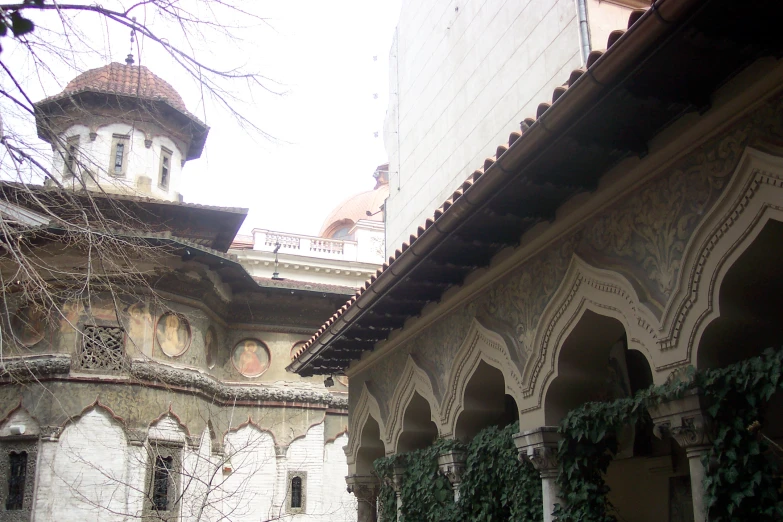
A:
0 61 357 521
291 2 783 521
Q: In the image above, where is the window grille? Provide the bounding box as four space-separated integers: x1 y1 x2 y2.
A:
291 476 302 508
78 325 126 371
5 451 26 511
152 456 173 511
65 136 79 177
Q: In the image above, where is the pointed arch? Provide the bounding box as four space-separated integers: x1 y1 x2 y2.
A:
657 147 783 368
521 255 659 415
345 383 387 470
58 399 127 435
148 409 190 444
0 402 41 437
385 355 441 449
439 318 525 438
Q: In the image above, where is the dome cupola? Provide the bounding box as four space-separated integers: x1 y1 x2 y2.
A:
320 163 389 239
34 61 209 202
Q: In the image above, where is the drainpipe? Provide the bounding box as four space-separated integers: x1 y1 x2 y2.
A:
576 0 591 64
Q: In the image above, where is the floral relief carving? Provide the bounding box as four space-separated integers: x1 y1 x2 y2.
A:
580 105 783 313
484 235 579 361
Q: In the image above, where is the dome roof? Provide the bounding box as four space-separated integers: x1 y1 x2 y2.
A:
61 62 187 112
320 183 389 237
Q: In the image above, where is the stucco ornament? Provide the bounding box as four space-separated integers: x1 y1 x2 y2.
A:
583 119 754 309
486 235 579 359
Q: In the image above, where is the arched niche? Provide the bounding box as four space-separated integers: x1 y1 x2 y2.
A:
455 361 519 441
544 311 651 426
397 392 438 453
696 218 783 441
356 416 385 476
697 219 783 370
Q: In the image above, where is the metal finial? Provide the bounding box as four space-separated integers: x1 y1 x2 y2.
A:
125 18 136 65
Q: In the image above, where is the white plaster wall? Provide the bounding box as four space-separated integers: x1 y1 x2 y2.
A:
222 426 277 521
354 225 386 264
56 123 184 201
35 408 130 521
384 0 583 249
321 433 357 522
284 421 325 522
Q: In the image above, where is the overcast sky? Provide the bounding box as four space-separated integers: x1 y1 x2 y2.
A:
2 0 401 236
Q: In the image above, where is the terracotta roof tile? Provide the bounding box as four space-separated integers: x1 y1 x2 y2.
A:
60 63 187 111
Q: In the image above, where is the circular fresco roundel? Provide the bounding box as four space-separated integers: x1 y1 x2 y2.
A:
233 339 270 378
155 312 192 357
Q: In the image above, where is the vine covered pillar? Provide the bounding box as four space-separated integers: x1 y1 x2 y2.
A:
649 391 713 522
514 427 561 522
347 474 381 522
391 464 406 521
437 449 467 502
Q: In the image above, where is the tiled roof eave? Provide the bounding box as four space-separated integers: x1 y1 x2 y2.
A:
288 0 783 375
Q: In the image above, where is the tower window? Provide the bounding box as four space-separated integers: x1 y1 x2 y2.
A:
286 471 307 513
159 148 172 189
152 455 173 511
6 451 27 511
111 134 129 176
64 135 79 178
291 476 302 508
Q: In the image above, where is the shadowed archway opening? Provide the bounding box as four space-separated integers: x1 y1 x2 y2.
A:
544 311 652 425
356 416 384 476
455 360 518 441
697 219 783 440
698 219 783 370
544 310 662 521
397 392 438 453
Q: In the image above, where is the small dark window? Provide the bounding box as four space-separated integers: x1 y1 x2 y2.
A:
159 148 172 189
65 136 79 177
291 476 302 509
152 455 173 511
114 142 125 174
6 451 27 511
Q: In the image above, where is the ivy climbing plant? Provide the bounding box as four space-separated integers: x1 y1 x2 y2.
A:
554 348 783 522
374 422 542 522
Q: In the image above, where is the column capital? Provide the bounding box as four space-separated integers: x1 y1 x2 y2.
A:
437 449 467 488
346 474 380 501
390 464 407 493
648 391 714 449
514 426 561 478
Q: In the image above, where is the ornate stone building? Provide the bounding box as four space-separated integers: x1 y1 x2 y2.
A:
0 61 357 521
232 164 389 289
291 2 783 521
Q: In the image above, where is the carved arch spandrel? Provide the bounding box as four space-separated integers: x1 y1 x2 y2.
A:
659 147 783 368
521 255 659 415
345 382 387 468
439 318 524 438
385 355 442 451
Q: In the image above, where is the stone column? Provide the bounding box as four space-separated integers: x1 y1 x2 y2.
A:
514 427 561 522
391 464 406 520
649 391 713 522
437 449 466 502
346 474 380 522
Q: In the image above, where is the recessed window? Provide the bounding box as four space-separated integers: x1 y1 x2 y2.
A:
111 134 129 176
291 476 302 508
5 451 27 511
144 444 181 518
159 147 172 189
152 455 173 511
64 136 79 178
286 471 307 514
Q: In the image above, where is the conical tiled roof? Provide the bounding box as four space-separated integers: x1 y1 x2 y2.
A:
61 62 187 112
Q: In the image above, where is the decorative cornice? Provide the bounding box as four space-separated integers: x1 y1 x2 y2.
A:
0 355 347 409
0 355 71 380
